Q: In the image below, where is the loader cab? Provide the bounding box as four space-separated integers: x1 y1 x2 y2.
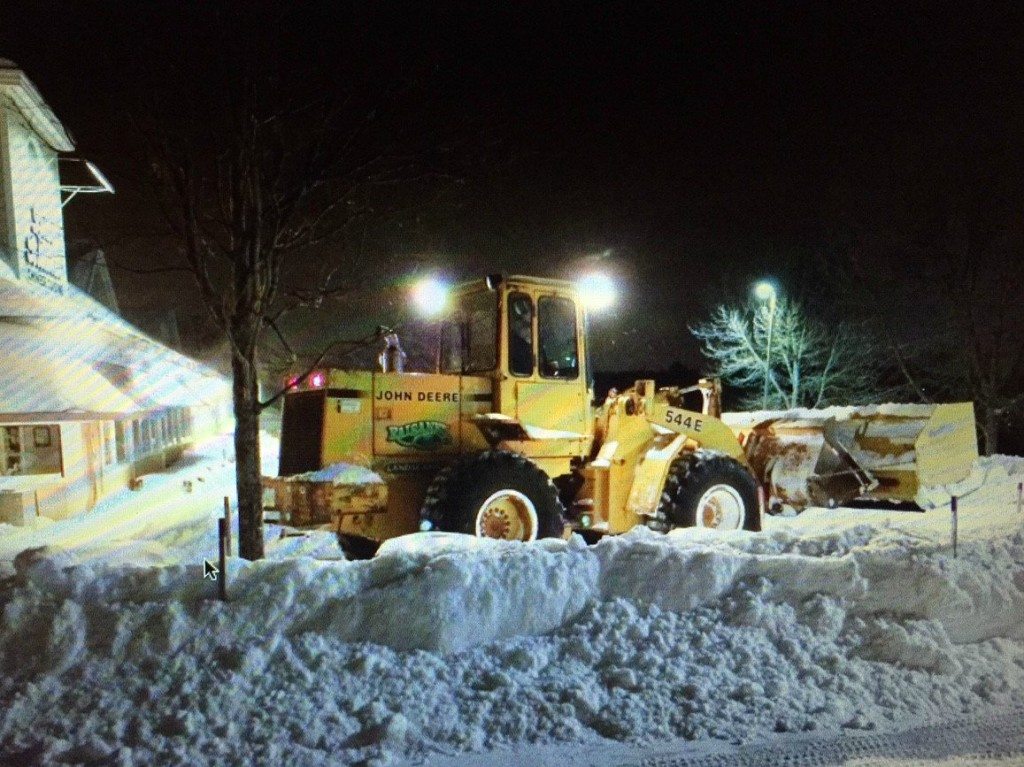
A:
437 275 593 445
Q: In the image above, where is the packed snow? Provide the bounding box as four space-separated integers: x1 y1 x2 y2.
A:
1 434 1023 766
0 434 341 577
721 403 941 428
293 462 385 486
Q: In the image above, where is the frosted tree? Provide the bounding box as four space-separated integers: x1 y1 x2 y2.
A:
691 297 884 410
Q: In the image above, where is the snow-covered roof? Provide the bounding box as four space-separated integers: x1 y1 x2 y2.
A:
0 276 229 420
0 61 74 152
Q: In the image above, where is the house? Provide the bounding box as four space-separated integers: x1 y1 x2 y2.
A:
0 60 230 524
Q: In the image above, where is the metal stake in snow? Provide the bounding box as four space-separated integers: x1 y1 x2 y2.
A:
217 517 228 601
1017 482 1023 517
223 496 233 556
951 495 958 558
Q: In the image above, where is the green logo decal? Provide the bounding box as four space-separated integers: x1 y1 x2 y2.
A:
386 420 453 451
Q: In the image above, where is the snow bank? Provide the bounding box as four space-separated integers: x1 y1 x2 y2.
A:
917 454 1024 508
0 432 341 576
987 454 1024 476
6 519 1021 657
1 454 1023 765
3 518 1023 763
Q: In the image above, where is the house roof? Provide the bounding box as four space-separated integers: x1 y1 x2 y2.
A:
0 60 74 152
0 276 229 421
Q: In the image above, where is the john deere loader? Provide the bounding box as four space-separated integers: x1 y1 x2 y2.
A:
262 274 978 555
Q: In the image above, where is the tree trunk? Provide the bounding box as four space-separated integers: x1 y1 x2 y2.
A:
232 349 265 560
980 409 1000 457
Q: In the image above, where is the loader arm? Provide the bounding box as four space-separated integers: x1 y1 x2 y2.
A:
621 395 751 524
646 401 747 462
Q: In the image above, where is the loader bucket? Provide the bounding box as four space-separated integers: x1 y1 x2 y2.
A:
723 403 978 509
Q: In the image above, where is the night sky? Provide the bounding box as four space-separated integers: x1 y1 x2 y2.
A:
2 1 1022 371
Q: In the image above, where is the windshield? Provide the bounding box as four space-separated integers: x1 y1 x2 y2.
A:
439 290 498 374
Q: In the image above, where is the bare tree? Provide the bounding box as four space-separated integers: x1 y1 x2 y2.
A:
136 68 459 559
843 209 1024 455
896 239 1023 455
691 297 886 410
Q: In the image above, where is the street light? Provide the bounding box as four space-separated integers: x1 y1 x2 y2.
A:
753 281 776 303
753 280 778 409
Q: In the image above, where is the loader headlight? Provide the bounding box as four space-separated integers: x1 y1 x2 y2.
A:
578 273 616 311
411 277 449 317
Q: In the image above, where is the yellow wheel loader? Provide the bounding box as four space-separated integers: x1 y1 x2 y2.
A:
262 274 978 555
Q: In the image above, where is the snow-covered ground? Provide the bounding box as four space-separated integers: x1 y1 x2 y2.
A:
0 433 341 578
1 434 1022 766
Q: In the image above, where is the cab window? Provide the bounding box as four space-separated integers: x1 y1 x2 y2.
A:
507 292 534 376
439 290 498 374
538 296 579 379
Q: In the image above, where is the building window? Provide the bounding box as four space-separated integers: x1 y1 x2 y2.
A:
116 421 132 462
33 427 51 447
3 426 20 474
102 422 116 465
1 425 61 475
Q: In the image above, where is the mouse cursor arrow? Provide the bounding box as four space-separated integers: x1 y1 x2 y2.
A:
203 560 219 580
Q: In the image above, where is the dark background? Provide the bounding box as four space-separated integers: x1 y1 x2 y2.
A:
2 2 1022 380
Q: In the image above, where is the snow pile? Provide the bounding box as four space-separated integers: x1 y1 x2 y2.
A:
722 403 938 428
916 454 1024 509
1 450 1023 765
987 454 1024 476
3 512 1024 762
293 462 384 486
0 433 339 571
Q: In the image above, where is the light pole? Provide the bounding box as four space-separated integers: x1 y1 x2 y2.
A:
753 281 777 409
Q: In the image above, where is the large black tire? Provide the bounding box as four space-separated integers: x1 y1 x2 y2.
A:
646 449 761 533
421 450 565 541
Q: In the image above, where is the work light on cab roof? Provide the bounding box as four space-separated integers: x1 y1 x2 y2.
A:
578 273 617 311
411 277 449 317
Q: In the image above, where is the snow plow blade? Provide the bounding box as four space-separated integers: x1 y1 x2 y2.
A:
262 463 387 528
723 403 978 509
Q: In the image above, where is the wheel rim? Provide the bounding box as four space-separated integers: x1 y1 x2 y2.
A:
694 484 745 530
475 489 538 541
